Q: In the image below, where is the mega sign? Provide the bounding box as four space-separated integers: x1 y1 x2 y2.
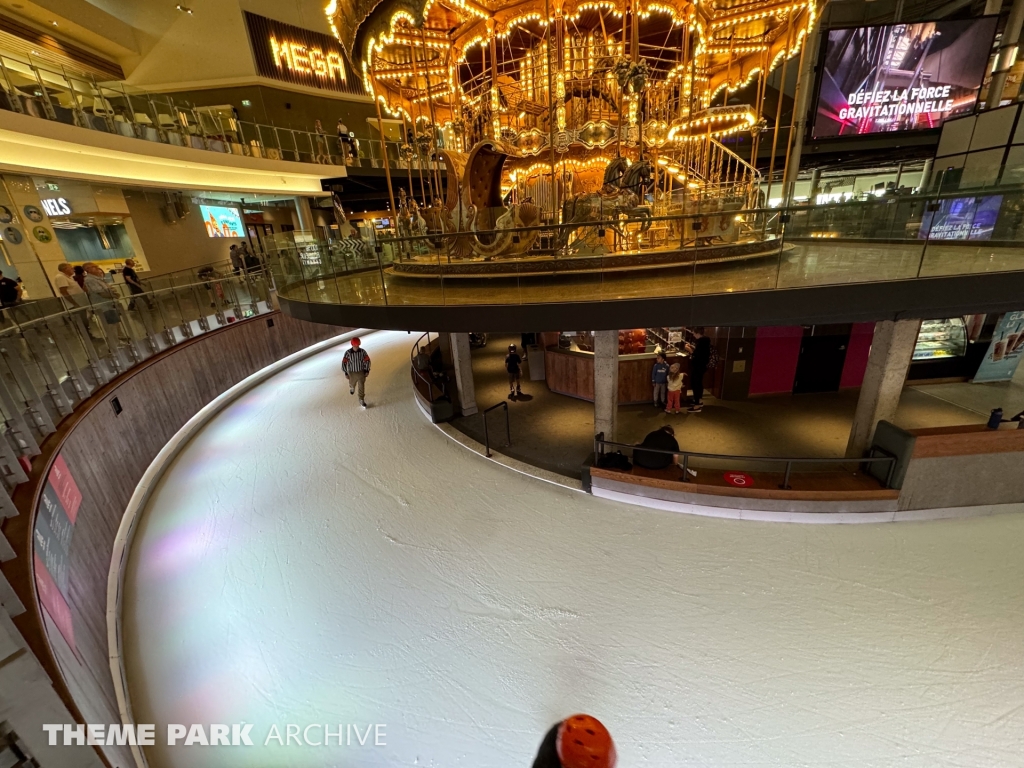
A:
244 11 350 93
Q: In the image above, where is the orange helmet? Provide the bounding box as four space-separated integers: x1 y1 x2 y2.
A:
351 337 361 347
556 714 616 768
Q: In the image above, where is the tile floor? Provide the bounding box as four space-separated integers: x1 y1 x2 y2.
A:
451 334 1024 478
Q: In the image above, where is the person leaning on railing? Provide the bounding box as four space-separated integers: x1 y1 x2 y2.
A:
54 263 87 309
82 262 122 353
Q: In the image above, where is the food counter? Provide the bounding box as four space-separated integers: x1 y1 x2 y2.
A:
541 330 688 404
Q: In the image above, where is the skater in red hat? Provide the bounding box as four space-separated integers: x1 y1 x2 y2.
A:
342 337 371 408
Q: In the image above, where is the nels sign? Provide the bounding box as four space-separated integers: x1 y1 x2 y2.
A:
244 12 350 93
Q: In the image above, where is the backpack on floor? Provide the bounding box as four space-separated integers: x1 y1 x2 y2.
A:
596 450 632 471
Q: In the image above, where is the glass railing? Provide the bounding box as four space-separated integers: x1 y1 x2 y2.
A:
0 51 435 171
0 267 273 484
268 188 1024 308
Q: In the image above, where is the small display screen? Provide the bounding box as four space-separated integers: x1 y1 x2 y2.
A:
813 17 997 139
920 195 1003 241
200 205 244 238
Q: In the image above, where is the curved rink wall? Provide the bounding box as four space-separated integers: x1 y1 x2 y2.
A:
10 311 347 768
116 330 1024 768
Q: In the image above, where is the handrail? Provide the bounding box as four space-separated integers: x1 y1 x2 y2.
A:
0 268 273 481
481 401 510 458
1 266 269 332
0 48 430 171
594 434 897 490
410 332 449 403
378 188 1024 247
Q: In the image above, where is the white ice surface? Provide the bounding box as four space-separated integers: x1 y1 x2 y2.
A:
122 330 1024 768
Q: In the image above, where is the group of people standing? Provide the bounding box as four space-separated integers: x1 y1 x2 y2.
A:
229 242 261 274
311 119 361 165
650 327 711 414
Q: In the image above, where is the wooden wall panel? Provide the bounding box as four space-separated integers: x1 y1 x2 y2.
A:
545 350 594 401
545 350 687 404
3 312 346 768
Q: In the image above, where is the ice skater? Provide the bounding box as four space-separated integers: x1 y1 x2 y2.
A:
531 714 616 768
342 337 371 408
505 343 523 398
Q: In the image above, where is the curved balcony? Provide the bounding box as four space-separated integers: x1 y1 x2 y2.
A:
274 191 1024 331
0 49 426 192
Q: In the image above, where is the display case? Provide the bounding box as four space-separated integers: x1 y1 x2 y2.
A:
913 318 968 361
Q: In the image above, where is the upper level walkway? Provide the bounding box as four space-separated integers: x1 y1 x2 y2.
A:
275 194 1024 330
0 48 430 192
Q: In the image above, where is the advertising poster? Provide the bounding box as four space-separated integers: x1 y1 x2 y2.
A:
920 195 1003 241
200 205 245 238
975 311 1024 383
813 17 997 138
33 454 81 653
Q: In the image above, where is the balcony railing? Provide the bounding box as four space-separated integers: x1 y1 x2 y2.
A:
267 188 1024 308
0 50 429 171
0 266 273 489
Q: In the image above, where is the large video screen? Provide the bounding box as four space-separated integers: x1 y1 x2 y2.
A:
813 18 997 139
200 205 244 238
919 195 1003 241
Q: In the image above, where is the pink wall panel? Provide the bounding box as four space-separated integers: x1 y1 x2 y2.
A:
840 322 876 389
749 326 803 395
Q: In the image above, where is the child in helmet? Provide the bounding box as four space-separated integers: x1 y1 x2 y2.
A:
532 714 616 768
505 343 523 398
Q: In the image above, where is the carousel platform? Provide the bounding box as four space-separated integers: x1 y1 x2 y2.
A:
387 238 784 279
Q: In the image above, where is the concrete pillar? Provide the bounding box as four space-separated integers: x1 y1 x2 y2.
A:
594 330 619 441
449 333 478 416
917 158 933 194
294 196 315 232
808 167 821 203
845 319 922 458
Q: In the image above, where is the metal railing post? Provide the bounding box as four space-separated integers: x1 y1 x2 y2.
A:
503 401 510 446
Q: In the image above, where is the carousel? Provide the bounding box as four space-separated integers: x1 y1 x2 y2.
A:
330 0 817 275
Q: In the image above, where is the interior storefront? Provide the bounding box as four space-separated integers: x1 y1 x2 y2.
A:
539 329 717 404
530 316 1017 409
40 178 147 272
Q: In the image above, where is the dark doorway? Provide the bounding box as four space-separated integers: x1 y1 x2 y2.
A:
793 334 849 393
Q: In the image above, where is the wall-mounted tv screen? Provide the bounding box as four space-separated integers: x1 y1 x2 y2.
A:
813 17 997 139
920 195 1003 241
200 205 244 238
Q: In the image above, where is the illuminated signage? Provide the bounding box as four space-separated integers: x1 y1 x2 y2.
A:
244 12 356 94
40 197 72 216
269 36 345 82
813 17 997 139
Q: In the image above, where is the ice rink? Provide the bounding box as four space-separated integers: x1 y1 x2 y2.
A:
121 329 1024 768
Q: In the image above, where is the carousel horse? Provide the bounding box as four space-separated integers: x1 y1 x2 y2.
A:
558 157 653 249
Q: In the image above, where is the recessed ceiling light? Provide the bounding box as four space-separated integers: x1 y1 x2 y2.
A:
51 20 58 26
